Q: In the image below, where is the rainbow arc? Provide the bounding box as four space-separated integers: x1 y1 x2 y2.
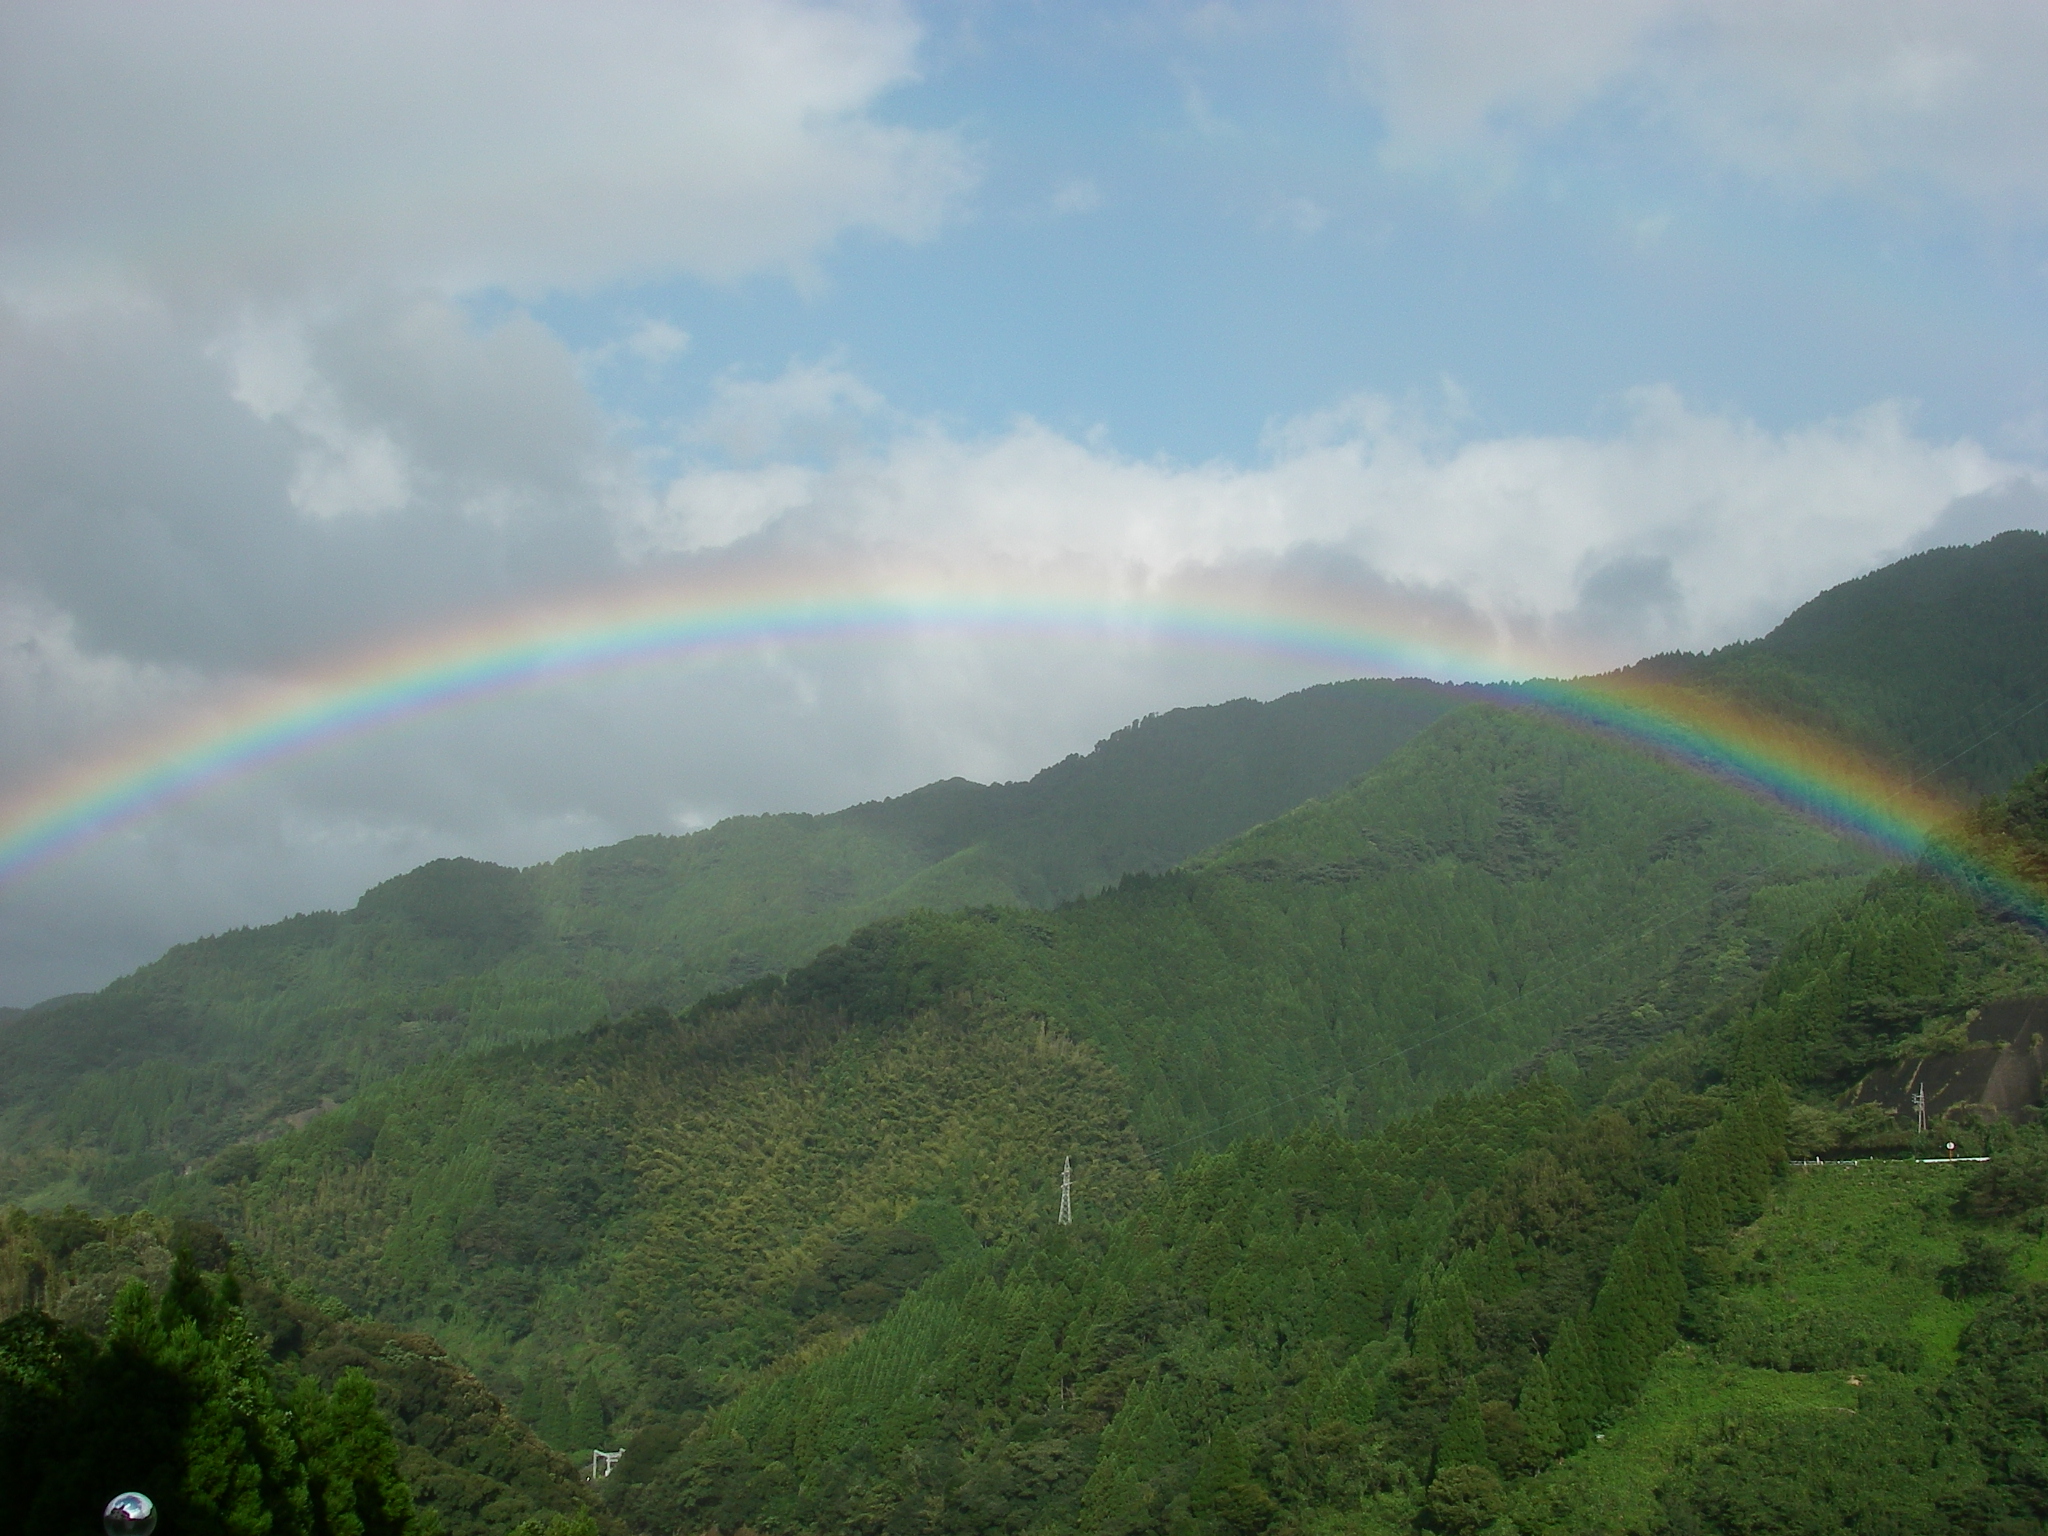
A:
0 563 2028 915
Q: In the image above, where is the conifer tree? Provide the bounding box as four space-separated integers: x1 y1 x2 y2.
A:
1436 1385 1493 1474
0 1268 429 1536
298 1371 419 1536
1194 1421 1251 1498
1518 1357 1563 1465
1546 1316 1598 1451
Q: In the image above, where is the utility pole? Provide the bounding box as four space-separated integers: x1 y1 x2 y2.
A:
1914 1084 1928 1137
1058 1155 1072 1227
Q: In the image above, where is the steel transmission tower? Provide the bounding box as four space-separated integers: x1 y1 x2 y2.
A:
1058 1155 1072 1226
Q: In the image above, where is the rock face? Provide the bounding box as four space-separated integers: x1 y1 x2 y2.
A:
1850 997 2048 1126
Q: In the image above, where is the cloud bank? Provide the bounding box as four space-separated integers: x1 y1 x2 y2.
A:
2 0 2042 1002
0 0 974 305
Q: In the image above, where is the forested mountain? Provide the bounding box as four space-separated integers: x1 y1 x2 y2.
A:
27 756 2034 1536
598 762 2048 1535
10 534 2048 1222
1624 528 2048 798
162 701 1860 1462
8 534 2048 1534
0 678 1458 1210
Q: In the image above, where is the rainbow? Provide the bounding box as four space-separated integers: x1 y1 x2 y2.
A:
0 561 2032 916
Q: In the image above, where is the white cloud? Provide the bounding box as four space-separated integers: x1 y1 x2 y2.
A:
687 359 895 464
657 382 2021 669
640 466 820 554
0 0 977 306
0 294 624 671
585 317 694 376
1 345 2032 998
1339 0 2048 210
221 322 414 520
624 319 692 371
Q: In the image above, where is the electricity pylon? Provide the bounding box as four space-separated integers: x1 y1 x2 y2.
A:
1058 1155 1072 1226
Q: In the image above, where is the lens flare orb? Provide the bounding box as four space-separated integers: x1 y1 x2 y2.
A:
103 1493 157 1536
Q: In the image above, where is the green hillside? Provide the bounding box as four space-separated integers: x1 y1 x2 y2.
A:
592 763 2048 1536
1624 528 2048 797
9 536 2048 1532
12 533 2048 1221
177 699 1863 1464
0 678 1457 1210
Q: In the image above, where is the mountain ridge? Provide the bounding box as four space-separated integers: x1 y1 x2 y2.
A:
8 534 2048 1532
0 677 1460 1208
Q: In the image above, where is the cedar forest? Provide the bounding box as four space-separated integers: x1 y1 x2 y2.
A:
8 532 2048 1535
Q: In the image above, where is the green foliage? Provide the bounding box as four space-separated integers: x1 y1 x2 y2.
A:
1500 1152 2028 1534
1435 1386 1493 1474
1958 1126 2048 1222
0 1263 424 1536
1426 1462 1508 1535
0 681 1457 1212
0 1207 610 1536
223 996 1152 1447
1654 1375 1972 1536
1946 1283 2048 1523
13 539 2048 1534
159 699 1871 1482
1940 1235 2016 1299
598 1076 1802 1533
1719 872 1980 1089
798 705 1861 1160
593 764 2048 1534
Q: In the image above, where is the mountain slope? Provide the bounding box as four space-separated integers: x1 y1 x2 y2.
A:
190 699 1866 1458
599 762 2048 1536
160 534 2048 1481
0 677 1458 1209
787 703 1868 1152
1626 528 2048 797
12 538 2048 1528
11 532 2047 1219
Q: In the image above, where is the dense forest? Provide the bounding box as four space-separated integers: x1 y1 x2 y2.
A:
603 762 2048 1534
152 700 1859 1452
0 678 1459 1213
6 533 2048 1533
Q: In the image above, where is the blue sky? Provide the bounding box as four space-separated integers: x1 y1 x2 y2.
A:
546 3 2048 466
2 0 2045 997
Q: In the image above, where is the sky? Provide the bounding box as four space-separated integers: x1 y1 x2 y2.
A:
4 0 2048 1003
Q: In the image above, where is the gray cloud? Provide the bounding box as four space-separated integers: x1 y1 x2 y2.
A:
1906 477 2048 553
0 297 626 674
1562 554 1688 653
0 0 974 305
